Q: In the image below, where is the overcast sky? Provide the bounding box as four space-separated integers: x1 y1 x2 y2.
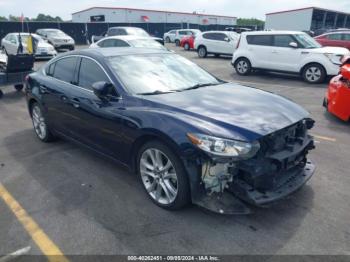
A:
0 0 349 20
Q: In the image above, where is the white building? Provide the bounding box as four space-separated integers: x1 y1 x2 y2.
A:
265 7 350 32
72 7 237 26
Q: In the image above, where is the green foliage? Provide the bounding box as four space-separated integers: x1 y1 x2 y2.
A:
32 13 63 22
4 13 63 22
237 18 265 27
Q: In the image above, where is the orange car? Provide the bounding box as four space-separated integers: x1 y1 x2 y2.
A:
324 56 350 121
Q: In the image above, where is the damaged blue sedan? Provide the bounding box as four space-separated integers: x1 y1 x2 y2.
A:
25 48 315 214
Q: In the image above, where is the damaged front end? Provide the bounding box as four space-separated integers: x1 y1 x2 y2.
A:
189 118 316 214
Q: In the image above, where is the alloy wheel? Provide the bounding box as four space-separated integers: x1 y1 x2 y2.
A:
184 43 190 50
140 148 178 205
198 47 206 57
32 105 47 140
305 66 321 82
237 60 248 74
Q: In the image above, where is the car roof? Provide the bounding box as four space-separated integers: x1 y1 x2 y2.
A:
69 47 172 58
202 30 233 34
242 30 305 35
109 26 145 30
98 35 155 41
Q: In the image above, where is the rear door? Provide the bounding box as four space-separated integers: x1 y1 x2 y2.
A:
245 34 273 68
39 56 80 134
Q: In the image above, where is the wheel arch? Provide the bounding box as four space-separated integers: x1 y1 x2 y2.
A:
300 62 327 76
233 56 251 66
129 131 184 174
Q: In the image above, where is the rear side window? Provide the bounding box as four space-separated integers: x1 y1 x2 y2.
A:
108 28 127 36
98 39 130 47
53 57 77 83
273 35 295 47
46 63 56 76
327 34 342 40
77 58 110 90
246 35 273 46
343 34 350 41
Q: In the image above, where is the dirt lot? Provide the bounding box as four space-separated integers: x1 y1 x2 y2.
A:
0 44 349 257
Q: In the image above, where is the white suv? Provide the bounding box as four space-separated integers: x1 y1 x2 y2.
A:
194 31 239 58
232 31 350 83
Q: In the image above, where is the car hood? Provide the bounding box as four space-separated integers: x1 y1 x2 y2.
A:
37 42 53 48
309 46 349 55
141 83 309 140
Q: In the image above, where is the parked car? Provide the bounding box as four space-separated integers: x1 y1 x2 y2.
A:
163 29 178 43
25 47 315 214
1 33 57 59
180 35 195 50
89 35 166 50
174 29 201 46
195 31 239 58
36 29 75 51
232 31 350 83
323 55 350 121
91 27 164 45
314 31 350 50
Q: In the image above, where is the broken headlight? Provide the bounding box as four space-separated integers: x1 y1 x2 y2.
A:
187 133 260 159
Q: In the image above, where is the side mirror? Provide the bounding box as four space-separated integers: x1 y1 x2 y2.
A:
289 42 298 48
340 64 350 80
92 81 114 99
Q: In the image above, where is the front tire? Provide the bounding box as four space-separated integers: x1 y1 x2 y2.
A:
234 58 252 75
30 102 55 142
137 141 190 210
165 37 170 43
302 63 326 84
197 46 207 58
184 43 190 50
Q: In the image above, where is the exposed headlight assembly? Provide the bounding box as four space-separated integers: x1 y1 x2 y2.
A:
187 133 260 159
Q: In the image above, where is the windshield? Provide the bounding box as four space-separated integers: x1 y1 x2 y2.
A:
294 34 321 49
46 30 66 37
129 39 166 49
125 28 150 37
108 54 220 95
228 32 239 39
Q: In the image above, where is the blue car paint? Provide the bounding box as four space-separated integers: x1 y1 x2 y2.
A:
25 48 314 213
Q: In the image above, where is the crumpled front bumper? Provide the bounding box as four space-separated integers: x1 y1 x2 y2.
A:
228 161 315 206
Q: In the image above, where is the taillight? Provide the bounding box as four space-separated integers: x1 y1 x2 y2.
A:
236 36 241 49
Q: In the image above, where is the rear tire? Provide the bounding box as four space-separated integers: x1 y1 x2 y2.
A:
165 37 170 43
30 102 55 142
302 63 326 84
14 84 23 91
234 57 252 75
197 46 207 58
175 39 180 46
137 140 190 210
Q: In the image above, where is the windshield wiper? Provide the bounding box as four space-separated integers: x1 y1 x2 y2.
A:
179 82 220 91
136 90 175 95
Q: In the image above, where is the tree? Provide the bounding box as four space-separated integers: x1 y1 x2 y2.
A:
0 16 8 21
237 18 265 27
32 13 63 22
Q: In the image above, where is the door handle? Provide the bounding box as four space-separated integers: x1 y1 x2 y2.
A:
39 84 48 93
71 98 80 108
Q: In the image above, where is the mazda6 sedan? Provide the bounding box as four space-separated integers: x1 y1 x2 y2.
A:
25 48 316 214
